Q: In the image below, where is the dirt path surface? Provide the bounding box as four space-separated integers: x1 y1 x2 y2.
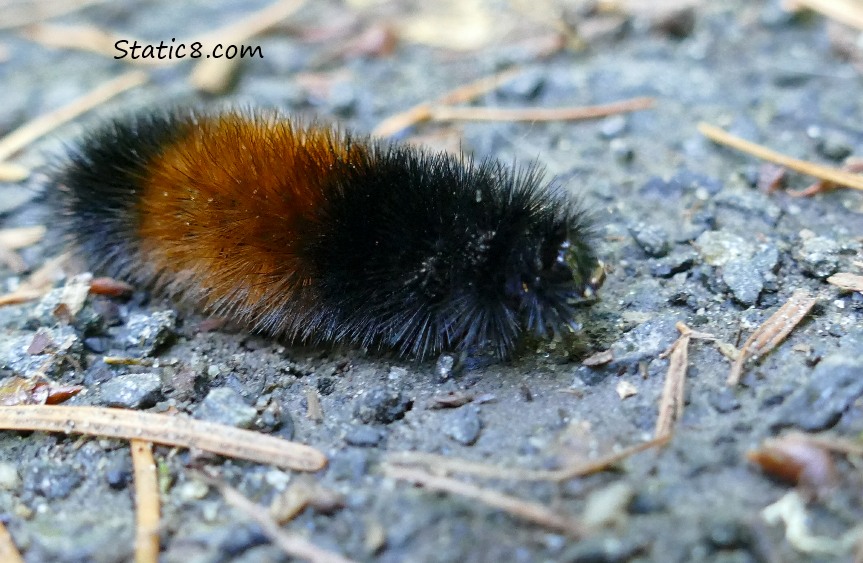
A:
0 1 862 562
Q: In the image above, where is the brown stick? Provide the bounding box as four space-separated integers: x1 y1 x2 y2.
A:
131 440 160 563
0 521 24 563
0 71 147 162
727 290 817 386
698 123 863 192
194 472 356 563
428 97 655 123
388 434 670 482
784 0 863 31
382 464 585 537
0 406 327 471
372 67 524 137
188 0 307 93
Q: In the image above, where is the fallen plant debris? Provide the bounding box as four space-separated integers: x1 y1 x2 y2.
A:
425 96 654 124
269 476 346 524
698 122 863 192
655 321 715 438
381 464 586 537
787 157 863 197
0 0 109 30
0 521 23 563
387 434 670 482
0 225 45 274
188 0 308 94
88 276 135 297
0 72 146 181
783 0 863 31
0 405 327 471
131 440 160 563
0 224 45 249
0 253 66 307
0 376 83 406
428 390 474 409
305 386 324 422
582 348 614 367
727 289 817 386
762 491 862 557
371 66 525 137
747 434 837 495
827 272 863 293
615 380 638 400
192 470 356 563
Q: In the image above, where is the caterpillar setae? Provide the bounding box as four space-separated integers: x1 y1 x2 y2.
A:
57 109 602 359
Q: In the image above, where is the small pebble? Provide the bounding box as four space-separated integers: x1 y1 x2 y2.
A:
441 406 482 446
195 387 258 428
722 258 763 306
99 373 163 409
796 236 840 279
629 222 671 257
344 424 385 447
354 386 412 424
125 310 177 355
772 352 863 431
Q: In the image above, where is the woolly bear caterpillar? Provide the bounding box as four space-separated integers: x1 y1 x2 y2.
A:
58 109 602 359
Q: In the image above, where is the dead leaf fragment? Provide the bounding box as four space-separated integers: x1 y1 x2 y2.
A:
89 277 134 297
26 332 54 355
827 272 863 293
0 376 83 406
583 349 614 366
270 477 346 524
748 434 836 495
429 391 473 409
615 380 637 400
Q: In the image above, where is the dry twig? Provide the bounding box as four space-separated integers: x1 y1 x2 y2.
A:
382 464 585 537
189 0 307 93
131 440 160 563
727 289 817 386
0 226 46 250
372 67 524 137
22 24 126 60
193 471 355 563
387 435 669 482
655 322 715 438
0 224 45 272
427 97 655 123
0 520 23 563
0 162 29 182
827 272 863 293
0 253 67 307
305 387 323 423
0 0 110 30
783 0 863 31
0 72 147 176
0 406 327 471
698 123 863 192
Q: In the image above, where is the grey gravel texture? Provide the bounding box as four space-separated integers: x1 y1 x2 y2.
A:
0 1 862 562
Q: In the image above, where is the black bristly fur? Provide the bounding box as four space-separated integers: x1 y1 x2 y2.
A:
58 113 192 279
302 144 597 359
58 110 599 360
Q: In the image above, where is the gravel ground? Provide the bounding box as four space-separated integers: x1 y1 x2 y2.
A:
1 1 862 562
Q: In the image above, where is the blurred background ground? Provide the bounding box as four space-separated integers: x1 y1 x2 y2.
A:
0 1 862 561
